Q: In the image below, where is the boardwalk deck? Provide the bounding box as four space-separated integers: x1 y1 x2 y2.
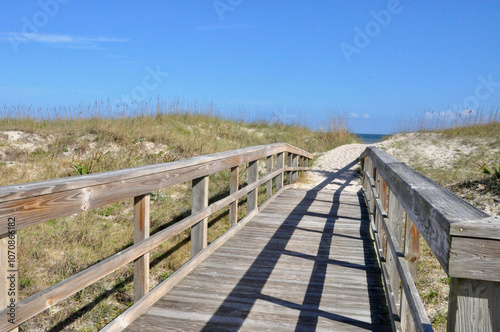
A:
125 184 391 331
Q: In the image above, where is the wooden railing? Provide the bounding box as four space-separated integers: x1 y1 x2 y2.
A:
0 143 312 331
360 146 500 332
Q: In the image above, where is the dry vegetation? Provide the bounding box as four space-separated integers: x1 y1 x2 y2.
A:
379 110 500 331
0 103 357 331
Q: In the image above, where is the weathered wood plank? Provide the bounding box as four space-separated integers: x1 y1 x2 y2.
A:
0 169 287 330
0 144 311 235
447 278 500 332
191 176 209 257
122 187 391 331
266 156 273 199
449 236 500 282
292 154 298 182
287 153 292 185
103 186 289 332
374 198 432 332
387 190 403 313
360 147 489 274
401 216 420 332
276 152 284 192
450 216 500 240
229 166 239 227
247 161 258 214
134 194 150 302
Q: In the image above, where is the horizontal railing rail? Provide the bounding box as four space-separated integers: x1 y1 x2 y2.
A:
360 146 500 332
0 143 312 331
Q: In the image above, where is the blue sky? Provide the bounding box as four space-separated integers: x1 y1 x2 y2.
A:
1 1 499 134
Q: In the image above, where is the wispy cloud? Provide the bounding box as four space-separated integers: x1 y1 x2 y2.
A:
197 24 257 31
350 112 371 119
0 32 129 49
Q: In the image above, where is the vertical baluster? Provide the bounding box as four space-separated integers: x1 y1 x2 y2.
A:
191 176 209 257
379 178 388 258
292 154 298 182
276 152 284 191
134 194 150 301
247 161 258 214
266 156 273 199
287 153 292 185
229 166 239 227
387 190 404 315
401 216 419 331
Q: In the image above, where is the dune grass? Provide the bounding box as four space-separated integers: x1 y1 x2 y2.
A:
0 102 358 331
383 110 499 331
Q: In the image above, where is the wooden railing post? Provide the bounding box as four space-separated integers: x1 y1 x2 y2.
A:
191 176 209 257
387 190 404 314
229 166 239 227
292 154 298 182
287 153 292 185
1 228 18 332
266 156 273 199
247 161 258 214
134 194 150 302
401 216 419 331
379 178 388 259
276 152 284 191
447 278 500 331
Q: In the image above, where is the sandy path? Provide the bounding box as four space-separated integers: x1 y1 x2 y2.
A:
294 143 371 192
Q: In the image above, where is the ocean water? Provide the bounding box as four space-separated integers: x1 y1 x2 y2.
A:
356 133 386 144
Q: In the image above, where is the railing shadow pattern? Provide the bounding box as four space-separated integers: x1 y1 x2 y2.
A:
199 160 391 331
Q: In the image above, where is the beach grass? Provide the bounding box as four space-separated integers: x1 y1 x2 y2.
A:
0 101 358 331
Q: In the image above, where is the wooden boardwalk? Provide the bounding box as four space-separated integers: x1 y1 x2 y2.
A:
125 169 392 331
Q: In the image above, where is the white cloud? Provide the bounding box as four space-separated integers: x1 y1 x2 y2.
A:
350 112 360 118
0 32 129 49
363 113 370 119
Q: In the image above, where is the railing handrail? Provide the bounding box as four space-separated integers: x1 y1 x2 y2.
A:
0 143 312 235
0 143 312 331
360 146 489 273
360 146 500 332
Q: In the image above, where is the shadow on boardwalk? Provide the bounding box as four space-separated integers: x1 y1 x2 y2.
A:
200 160 391 331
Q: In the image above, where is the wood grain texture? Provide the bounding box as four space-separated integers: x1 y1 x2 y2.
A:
292 154 298 182
102 185 288 332
134 194 150 302
447 278 500 332
266 156 273 199
372 189 432 332
247 161 258 214
387 190 403 313
191 176 209 257
276 152 284 192
449 236 500 282
0 144 312 235
123 187 392 331
450 216 500 240
287 153 292 185
401 216 419 332
229 166 239 227
360 147 490 274
0 167 288 330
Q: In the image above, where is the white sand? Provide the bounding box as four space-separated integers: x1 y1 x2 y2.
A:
294 143 371 192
